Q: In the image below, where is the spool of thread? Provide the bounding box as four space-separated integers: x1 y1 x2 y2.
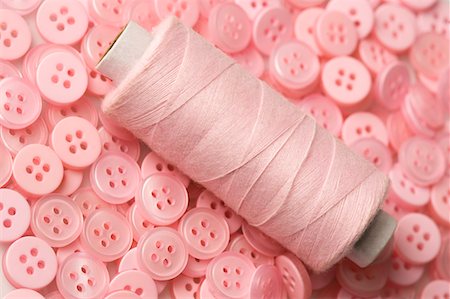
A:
98 17 395 272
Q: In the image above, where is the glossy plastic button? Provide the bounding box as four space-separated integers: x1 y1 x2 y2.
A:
127 203 155 242
12 144 64 196
0 142 13 187
141 151 190 187
430 176 450 227
275 253 311 299
375 61 410 111
136 173 188 225
182 255 210 278
3 236 57 289
80 208 133 262
386 111 413 152
154 0 199 28
294 8 323 56
350 138 392 173
71 187 116 218
30 193 83 247
87 0 131 27
137 227 189 281
81 25 120 70
44 97 98 129
0 9 31 60
0 188 30 242
388 253 424 286
98 127 140 161
87 68 114 96
342 112 388 146
3 289 45 299
231 46 265 78
242 221 285 257
417 1 449 39
420 280 450 299
228 234 274 267
90 152 141 204
358 39 397 75
109 270 158 298
0 77 42 130
36 0 89 45
250 264 284 299
171 274 202 298
118 247 140 272
0 118 48 155
0 0 42 15
0 60 21 79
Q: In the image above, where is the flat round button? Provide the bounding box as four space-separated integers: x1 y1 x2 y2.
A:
0 188 30 242
87 0 131 27
275 253 311 299
71 187 116 218
417 1 450 39
242 221 285 257
0 77 42 130
400 0 436 11
350 138 392 173
90 152 141 204
0 9 31 60
228 234 274 267
358 38 397 75
234 0 277 20
386 111 413 152
141 151 190 187
182 255 210 278
394 213 441 265
98 127 140 161
171 274 202 298
51 116 101 170
430 176 450 227
0 0 42 15
0 60 21 79
109 270 158 298
388 253 424 286
56 252 110 299
80 208 133 262
137 227 189 281
127 203 154 242
30 193 83 247
375 61 410 111
3 236 57 289
36 0 89 45
136 173 188 225
50 165 83 195
44 97 98 129
154 0 199 27
81 25 120 70
250 264 284 299
56 239 85 265
0 141 13 187
13 144 64 196
342 112 388 146
118 247 140 272
294 8 324 56
0 118 48 155
87 68 114 96
420 280 450 299
125 0 160 31
105 291 141 299
3 289 45 299
231 46 265 78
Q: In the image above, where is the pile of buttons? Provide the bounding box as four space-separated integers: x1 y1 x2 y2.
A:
0 0 448 298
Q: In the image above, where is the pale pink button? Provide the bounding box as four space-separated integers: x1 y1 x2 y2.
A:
87 68 114 96
30 193 83 248
171 274 202 298
389 164 430 210
0 188 30 242
0 0 42 15
118 247 140 272
0 9 31 60
54 169 82 196
81 209 132 262
337 288 381 299
375 61 410 111
299 93 343 136
0 118 48 155
400 0 436 11
136 173 188 225
342 112 388 146
13 144 64 196
3 289 45 299
394 212 441 265
383 196 409 221
199 279 216 299
208 3 251 54
98 127 140 161
388 253 424 286
196 190 242 234
420 280 450 299
141 151 190 187
36 50 88 106
275 253 311 299
417 1 450 39
36 0 89 45
0 141 13 187
430 176 450 227
357 38 397 75
206 251 255 298
44 97 98 129
250 265 283 299
252 7 292 56
373 3 416 53
178 207 229 259
105 290 141 299
294 8 323 56
127 203 154 241
51 116 101 170
326 0 374 38
56 252 110 299
228 234 274 267
125 0 160 31
56 239 85 264
286 0 327 8
231 46 265 78
0 60 21 79
137 227 189 280
81 25 120 70
398 137 446 186
3 236 57 289
154 0 199 27
109 270 158 298
0 77 42 130
350 138 392 173
87 0 131 27
322 56 371 108
386 111 413 152
183 255 210 277
71 187 116 218
234 0 277 20
90 152 141 204
98 111 136 141
242 221 285 256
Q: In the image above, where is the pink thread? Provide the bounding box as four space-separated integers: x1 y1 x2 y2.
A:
103 17 389 272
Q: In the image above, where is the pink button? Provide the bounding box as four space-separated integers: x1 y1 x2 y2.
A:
250 264 284 299
420 280 450 299
373 3 416 53
231 46 265 78
383 196 409 221
98 111 136 141
234 0 276 20
198 279 216 299
127 203 154 241
141 151 190 187
105 291 141 299
90 152 141 204
118 247 140 272
0 77 42 130
136 173 188 225
208 3 251 54
275 253 311 299
87 68 114 96
350 138 392 173
400 0 436 11
44 97 98 129
252 7 292 56
13 144 64 196
206 251 255 299
171 274 202 298
299 93 343 136
386 111 413 152
0 60 21 79
242 221 285 256
109 270 158 298
394 213 441 265
51 116 101 170
336 259 387 297
310 266 336 290
81 209 133 262
269 41 320 97
98 127 140 161
337 288 381 299
0 141 13 187
36 50 88 106
87 0 131 27
321 56 372 108
294 8 324 56
81 25 120 70
196 190 242 234
388 253 425 286
71 187 116 218
0 188 30 242
389 164 430 210
326 0 374 38
357 38 398 75
56 239 85 264
137 227 189 280
125 0 160 31
56 252 110 299
430 176 450 227
0 9 31 60
154 0 199 28
178 207 229 259
342 112 388 146
3 236 57 289
30 193 83 248
315 10 358 57
183 255 210 277
0 0 42 15
54 169 82 195
285 0 327 8
417 1 450 39
0 118 48 155
228 234 274 267
398 137 446 186
375 61 410 111
3 289 45 299
36 0 89 45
